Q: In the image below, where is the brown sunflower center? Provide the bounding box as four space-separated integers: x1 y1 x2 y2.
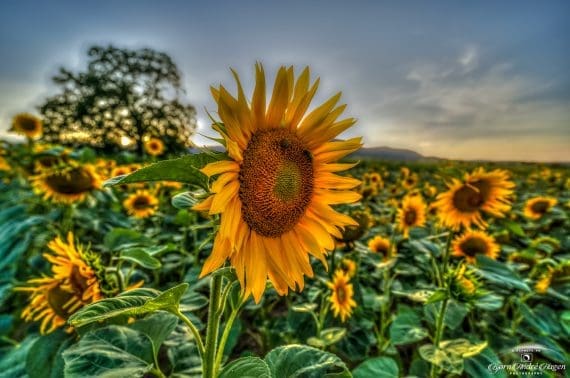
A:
19 118 39 131
459 236 488 257
149 142 160 151
530 200 549 214
44 167 95 194
452 180 491 213
46 285 76 319
239 128 314 238
69 265 91 296
133 195 151 209
336 284 347 303
404 209 417 225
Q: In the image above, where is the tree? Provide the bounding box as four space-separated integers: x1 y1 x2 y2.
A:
40 45 196 154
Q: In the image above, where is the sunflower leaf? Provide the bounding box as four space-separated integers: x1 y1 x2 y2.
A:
119 248 162 269
264 344 351 378
103 152 223 189
219 357 271 378
68 284 188 328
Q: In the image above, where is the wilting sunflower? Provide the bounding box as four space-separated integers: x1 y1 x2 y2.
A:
192 64 361 302
434 168 514 230
449 264 480 302
11 113 43 139
327 270 357 322
31 164 102 204
523 196 557 220
368 236 392 259
397 195 427 237
15 233 102 334
144 137 165 156
123 190 159 218
452 230 500 264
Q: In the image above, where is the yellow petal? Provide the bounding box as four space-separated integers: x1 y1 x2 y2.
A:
200 160 240 177
209 180 239 214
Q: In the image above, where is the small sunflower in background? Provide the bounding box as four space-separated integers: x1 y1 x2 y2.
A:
341 259 357 278
523 196 557 220
31 164 102 204
0 156 10 171
534 261 570 294
451 230 500 264
11 113 43 139
192 64 362 302
402 172 419 190
368 235 392 260
123 190 159 218
144 137 165 156
397 195 426 237
327 270 357 322
434 167 515 230
15 233 102 334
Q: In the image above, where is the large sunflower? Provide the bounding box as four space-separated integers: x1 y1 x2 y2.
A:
11 113 43 139
15 233 102 334
397 195 427 237
31 164 102 204
193 64 362 302
523 196 557 220
435 168 514 229
451 230 500 264
327 270 357 322
123 190 159 218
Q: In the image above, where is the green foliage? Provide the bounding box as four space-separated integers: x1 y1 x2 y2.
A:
264 344 351 378
219 357 271 378
352 357 399 378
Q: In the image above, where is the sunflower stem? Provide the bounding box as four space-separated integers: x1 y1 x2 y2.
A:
214 295 243 373
430 297 449 378
203 273 223 378
174 308 205 359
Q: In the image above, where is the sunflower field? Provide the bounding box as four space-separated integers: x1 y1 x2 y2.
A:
0 66 569 378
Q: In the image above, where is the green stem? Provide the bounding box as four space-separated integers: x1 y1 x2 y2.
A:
430 297 449 378
175 309 205 359
214 300 242 373
203 274 223 378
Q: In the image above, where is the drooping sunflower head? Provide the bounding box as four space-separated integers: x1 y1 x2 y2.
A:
534 261 570 294
449 264 481 302
31 164 102 204
327 269 357 322
451 230 500 264
523 196 557 220
397 195 427 237
144 137 165 156
15 232 102 334
435 168 515 230
368 236 392 260
192 64 362 302
123 190 159 218
11 113 43 139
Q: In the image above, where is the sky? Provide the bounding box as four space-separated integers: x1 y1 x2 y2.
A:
0 0 569 162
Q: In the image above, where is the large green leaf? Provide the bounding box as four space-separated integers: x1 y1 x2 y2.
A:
104 153 221 189
119 248 162 269
0 336 37 378
352 357 399 378
419 339 487 375
26 329 74 378
69 284 188 327
389 306 428 345
475 255 530 292
103 228 149 252
129 312 178 359
264 344 351 378
464 348 506 378
220 357 271 378
62 325 154 378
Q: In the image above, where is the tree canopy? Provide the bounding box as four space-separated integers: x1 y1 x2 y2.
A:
40 45 196 154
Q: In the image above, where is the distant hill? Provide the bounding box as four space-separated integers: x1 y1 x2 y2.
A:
193 145 436 162
349 146 437 161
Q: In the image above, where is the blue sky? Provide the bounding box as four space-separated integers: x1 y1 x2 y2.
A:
1 0 569 161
